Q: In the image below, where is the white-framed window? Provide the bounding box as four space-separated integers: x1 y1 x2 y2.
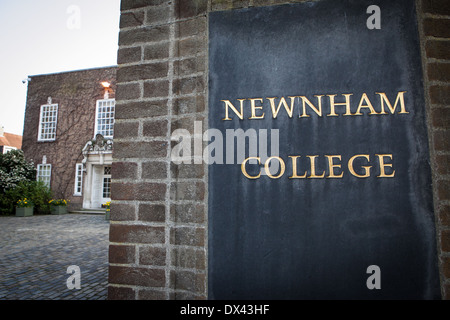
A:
38 104 58 141
103 166 111 198
94 99 115 138
2 146 17 154
37 164 52 187
74 163 83 196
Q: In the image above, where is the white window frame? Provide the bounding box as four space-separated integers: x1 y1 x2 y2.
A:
38 104 58 141
74 163 83 196
37 164 52 188
2 146 17 154
94 99 115 138
102 166 112 199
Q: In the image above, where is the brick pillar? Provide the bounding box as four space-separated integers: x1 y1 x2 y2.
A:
108 0 208 300
419 0 450 300
108 0 450 300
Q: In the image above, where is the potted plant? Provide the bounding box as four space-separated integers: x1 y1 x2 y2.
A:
103 201 111 220
49 199 69 215
16 198 34 217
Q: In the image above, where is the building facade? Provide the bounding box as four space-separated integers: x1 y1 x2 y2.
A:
22 66 117 211
20 0 450 300
0 126 22 154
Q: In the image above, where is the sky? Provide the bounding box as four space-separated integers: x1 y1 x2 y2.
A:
0 0 121 135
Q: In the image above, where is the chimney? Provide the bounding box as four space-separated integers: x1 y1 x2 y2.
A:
0 126 4 137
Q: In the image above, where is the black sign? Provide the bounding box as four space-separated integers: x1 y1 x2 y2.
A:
208 0 440 299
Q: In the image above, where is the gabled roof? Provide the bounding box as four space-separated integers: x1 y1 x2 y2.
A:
0 133 22 149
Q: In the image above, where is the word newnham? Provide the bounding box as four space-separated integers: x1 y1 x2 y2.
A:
222 91 408 120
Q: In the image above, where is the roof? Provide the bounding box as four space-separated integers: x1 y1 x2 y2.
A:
28 65 118 78
0 133 22 149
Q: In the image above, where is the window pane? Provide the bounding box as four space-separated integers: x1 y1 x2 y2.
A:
37 164 51 187
103 177 111 198
74 163 83 195
38 104 58 141
95 99 115 138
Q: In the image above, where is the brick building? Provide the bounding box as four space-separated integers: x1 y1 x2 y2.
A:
0 126 22 154
22 66 117 211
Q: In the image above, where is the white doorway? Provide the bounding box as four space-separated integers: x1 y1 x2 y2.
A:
81 134 113 210
91 165 111 209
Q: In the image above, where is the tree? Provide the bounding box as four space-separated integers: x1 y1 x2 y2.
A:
0 149 36 193
0 150 54 215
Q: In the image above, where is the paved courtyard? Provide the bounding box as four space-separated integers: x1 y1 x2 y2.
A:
0 214 109 300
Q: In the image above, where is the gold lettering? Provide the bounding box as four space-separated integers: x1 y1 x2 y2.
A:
241 154 397 180
307 155 325 178
376 91 408 114
265 156 285 179
288 156 307 179
355 93 378 115
248 98 265 119
267 96 296 118
241 157 261 179
325 155 344 178
327 94 354 116
376 154 395 177
222 99 245 120
300 95 324 118
348 154 371 178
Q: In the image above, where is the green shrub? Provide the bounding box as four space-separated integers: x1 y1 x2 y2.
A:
0 150 53 215
0 180 53 215
0 150 36 193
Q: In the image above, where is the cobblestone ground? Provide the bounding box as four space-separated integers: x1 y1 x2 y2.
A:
0 214 109 300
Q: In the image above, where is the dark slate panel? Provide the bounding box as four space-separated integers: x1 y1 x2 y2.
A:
208 0 440 299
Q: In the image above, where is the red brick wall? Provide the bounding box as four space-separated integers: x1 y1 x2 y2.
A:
108 0 450 299
419 0 450 300
109 0 208 300
22 66 117 210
